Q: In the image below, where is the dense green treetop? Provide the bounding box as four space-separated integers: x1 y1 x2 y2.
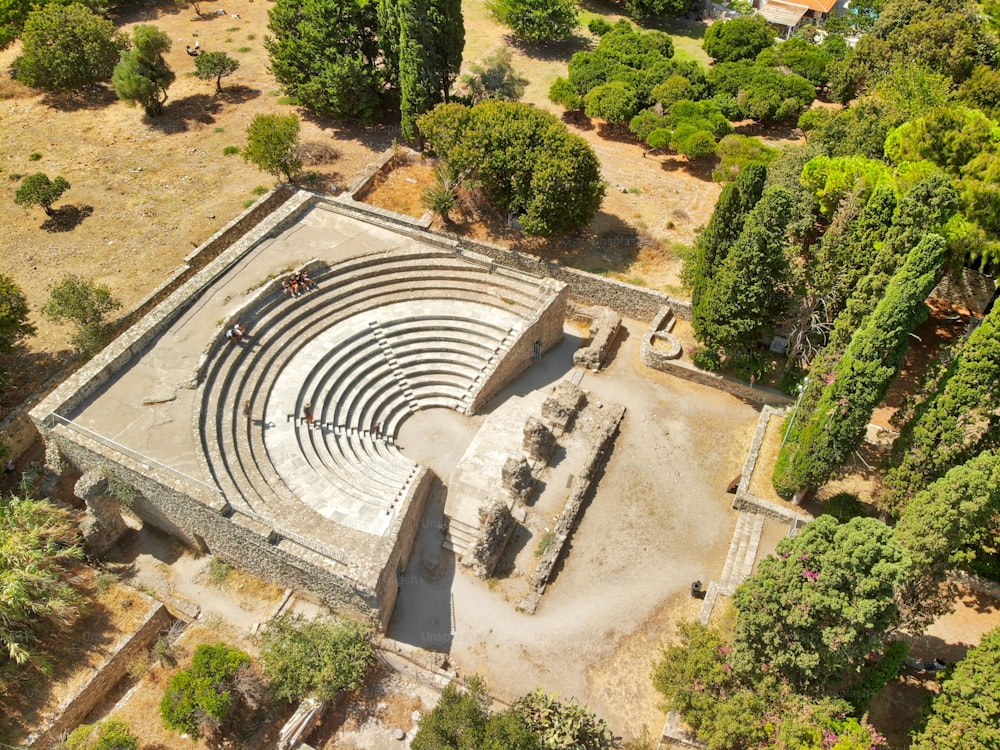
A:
266 0 384 122
411 678 541 750
893 450 1000 629
703 14 776 63
488 0 578 42
14 173 71 217
259 614 373 701
653 621 888 750
732 515 908 691
394 0 464 139
881 302 1000 511
782 232 948 490
41 273 121 357
693 185 794 370
829 0 996 102
418 100 604 235
242 113 303 181
709 60 816 123
13 2 127 91
65 718 139 750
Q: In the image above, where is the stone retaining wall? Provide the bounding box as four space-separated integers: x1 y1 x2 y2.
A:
731 406 807 524
453 237 691 322
529 402 626 593
25 595 171 749
47 430 384 621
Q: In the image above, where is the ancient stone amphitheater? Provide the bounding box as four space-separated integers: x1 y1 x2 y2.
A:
31 190 566 627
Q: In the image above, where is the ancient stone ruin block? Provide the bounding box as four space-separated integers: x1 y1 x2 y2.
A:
74 468 129 556
466 498 515 580
502 455 534 503
522 417 556 463
541 380 585 432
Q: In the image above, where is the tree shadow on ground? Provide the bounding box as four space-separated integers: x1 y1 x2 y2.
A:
733 119 803 141
216 84 261 105
144 93 223 132
298 113 403 155
0 347 73 410
41 204 93 233
293 134 350 193
657 152 716 182
41 84 118 112
505 32 593 61
492 521 534 578
562 109 595 130
541 211 644 272
642 15 710 37
596 121 638 143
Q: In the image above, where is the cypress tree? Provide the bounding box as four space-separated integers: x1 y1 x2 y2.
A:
881 302 1000 511
693 184 793 368
396 0 464 140
783 233 948 491
690 163 767 312
773 174 957 495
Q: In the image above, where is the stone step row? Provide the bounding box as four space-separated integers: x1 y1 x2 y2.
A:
443 517 480 557
698 511 766 625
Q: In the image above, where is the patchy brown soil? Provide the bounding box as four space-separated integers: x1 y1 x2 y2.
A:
361 162 438 219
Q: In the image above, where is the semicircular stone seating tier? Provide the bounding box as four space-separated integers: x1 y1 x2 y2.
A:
198 248 549 538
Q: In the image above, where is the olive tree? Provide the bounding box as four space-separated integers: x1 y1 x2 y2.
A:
242 113 303 181
14 173 71 217
194 50 240 93
41 274 121 357
112 24 174 116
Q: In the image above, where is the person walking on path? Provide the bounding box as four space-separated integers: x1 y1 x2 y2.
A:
302 402 315 427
